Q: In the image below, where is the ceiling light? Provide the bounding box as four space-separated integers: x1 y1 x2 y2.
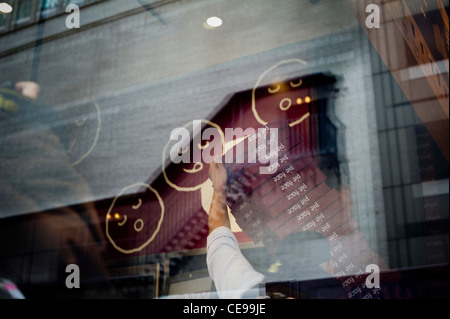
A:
204 16 223 29
0 2 12 13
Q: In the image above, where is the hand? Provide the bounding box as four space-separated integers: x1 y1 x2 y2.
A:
208 157 227 191
15 81 40 100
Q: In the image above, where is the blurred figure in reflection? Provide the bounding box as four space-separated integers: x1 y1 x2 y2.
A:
206 158 345 299
0 81 109 298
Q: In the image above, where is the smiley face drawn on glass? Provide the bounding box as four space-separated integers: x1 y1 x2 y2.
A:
105 182 164 254
66 102 101 167
162 119 225 192
252 59 311 128
162 120 243 233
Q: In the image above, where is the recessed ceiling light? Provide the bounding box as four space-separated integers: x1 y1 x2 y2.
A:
0 2 12 13
204 16 223 29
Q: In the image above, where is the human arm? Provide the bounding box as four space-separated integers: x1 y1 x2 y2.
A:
206 158 264 298
206 226 265 298
208 159 230 233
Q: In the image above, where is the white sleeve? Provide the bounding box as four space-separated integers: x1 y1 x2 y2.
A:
206 226 265 299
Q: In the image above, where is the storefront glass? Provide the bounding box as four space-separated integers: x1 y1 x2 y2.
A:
0 0 448 299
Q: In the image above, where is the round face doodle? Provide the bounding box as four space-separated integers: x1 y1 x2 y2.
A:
106 182 164 254
65 102 101 167
162 119 225 192
252 59 311 128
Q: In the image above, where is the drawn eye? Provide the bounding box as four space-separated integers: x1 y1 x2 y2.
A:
198 141 210 150
109 212 127 227
75 116 87 126
290 79 303 88
118 215 127 227
268 85 280 94
178 146 189 156
132 198 142 210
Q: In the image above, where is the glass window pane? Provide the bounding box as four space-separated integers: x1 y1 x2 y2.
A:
0 0 448 301
15 0 33 24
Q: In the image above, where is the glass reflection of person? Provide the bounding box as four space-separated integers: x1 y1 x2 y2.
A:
206 158 345 299
0 81 108 298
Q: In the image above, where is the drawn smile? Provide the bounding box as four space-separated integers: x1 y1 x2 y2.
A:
183 162 203 174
